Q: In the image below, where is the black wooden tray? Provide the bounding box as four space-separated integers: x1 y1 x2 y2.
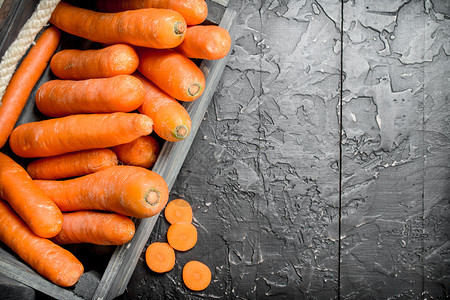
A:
0 1 236 299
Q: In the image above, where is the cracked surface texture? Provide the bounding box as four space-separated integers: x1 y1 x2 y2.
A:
118 0 449 299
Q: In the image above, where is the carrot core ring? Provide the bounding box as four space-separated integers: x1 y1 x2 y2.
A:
174 21 186 35
174 125 189 139
188 83 202 97
145 188 161 206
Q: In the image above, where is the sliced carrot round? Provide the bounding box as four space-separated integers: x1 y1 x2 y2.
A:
164 199 193 224
182 261 211 291
145 242 175 273
167 222 197 251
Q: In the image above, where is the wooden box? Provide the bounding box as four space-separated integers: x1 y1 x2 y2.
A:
0 1 236 299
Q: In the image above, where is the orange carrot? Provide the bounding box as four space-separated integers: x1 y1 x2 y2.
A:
137 48 205 102
145 242 176 273
9 112 153 158
27 149 118 180
35 165 169 218
135 73 191 142
175 25 232 60
0 26 60 148
50 1 186 49
0 152 63 238
0 200 84 287
166 222 197 251
36 75 145 117
182 261 211 291
96 0 208 25
164 199 193 224
112 136 160 169
52 211 135 245
50 44 139 80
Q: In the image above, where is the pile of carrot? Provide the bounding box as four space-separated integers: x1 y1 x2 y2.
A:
0 0 229 290
145 198 212 291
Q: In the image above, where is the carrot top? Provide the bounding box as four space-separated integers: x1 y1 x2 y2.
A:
164 199 193 224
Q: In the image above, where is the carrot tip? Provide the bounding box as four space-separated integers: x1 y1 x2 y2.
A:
174 21 186 36
188 83 202 97
173 125 189 140
145 188 161 206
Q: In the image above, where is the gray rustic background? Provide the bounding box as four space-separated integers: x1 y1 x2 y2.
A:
0 0 448 299
120 0 450 299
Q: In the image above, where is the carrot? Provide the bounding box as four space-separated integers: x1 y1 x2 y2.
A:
0 200 84 287
36 75 145 117
50 44 139 80
9 112 153 158
164 199 193 224
166 222 197 251
112 136 160 169
175 25 232 60
52 211 135 245
0 152 63 238
50 1 186 49
182 261 211 291
27 149 118 180
0 26 60 148
96 0 208 25
34 165 169 218
135 73 191 142
145 242 176 273
137 48 205 102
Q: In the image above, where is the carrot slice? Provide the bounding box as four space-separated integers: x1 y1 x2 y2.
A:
164 199 193 224
167 222 197 251
145 242 176 273
182 261 211 291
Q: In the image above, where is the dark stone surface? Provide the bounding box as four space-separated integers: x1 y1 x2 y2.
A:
341 0 449 299
119 0 342 299
0 0 448 299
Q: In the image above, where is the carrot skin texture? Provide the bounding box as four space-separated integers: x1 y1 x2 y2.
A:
52 211 135 245
27 149 118 180
0 26 60 148
96 0 208 25
36 75 145 117
0 153 63 238
35 165 169 218
0 200 84 287
137 48 205 102
50 2 186 49
112 136 160 169
135 73 191 142
9 112 153 158
175 25 232 60
50 44 139 80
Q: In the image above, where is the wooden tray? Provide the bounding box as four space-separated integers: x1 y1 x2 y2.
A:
0 1 237 299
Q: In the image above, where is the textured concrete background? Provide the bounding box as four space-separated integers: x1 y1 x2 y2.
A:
119 0 449 299
0 0 447 299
